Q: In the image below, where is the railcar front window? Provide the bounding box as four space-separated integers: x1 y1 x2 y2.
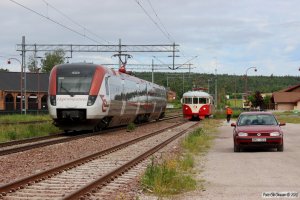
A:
184 98 192 104
199 98 207 104
57 77 92 95
193 97 198 104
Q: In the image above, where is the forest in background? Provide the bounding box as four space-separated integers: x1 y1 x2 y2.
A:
134 72 300 106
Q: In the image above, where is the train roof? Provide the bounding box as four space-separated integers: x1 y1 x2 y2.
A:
55 63 166 90
182 91 211 97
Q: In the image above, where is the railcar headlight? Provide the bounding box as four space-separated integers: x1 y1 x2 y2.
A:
50 95 56 106
87 95 97 106
238 132 248 136
270 132 280 136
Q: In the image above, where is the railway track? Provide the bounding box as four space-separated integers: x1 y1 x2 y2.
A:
0 120 199 199
0 114 182 156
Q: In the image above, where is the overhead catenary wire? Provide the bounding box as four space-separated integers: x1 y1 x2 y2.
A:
41 0 111 44
141 0 187 58
9 0 105 45
134 0 174 43
145 0 175 43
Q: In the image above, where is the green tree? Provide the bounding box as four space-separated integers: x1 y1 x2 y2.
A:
41 49 65 72
0 68 9 72
263 95 272 109
250 91 264 109
27 54 38 72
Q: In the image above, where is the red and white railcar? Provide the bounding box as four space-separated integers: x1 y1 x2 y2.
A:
181 90 214 120
48 63 167 131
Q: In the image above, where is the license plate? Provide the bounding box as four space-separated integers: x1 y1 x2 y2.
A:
252 138 266 142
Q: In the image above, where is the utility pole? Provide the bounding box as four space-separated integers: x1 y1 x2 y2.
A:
207 79 211 94
172 43 175 70
215 68 218 109
151 59 154 83
167 75 169 88
21 36 26 115
118 39 122 68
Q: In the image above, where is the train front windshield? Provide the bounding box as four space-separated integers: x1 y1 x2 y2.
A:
56 66 96 96
183 97 208 104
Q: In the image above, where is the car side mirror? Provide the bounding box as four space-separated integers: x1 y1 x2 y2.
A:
279 122 286 126
231 123 236 127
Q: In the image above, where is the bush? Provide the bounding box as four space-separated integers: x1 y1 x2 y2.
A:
141 158 196 196
126 123 136 132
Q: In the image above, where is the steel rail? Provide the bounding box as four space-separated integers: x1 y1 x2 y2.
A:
64 122 200 199
0 114 182 156
0 121 187 196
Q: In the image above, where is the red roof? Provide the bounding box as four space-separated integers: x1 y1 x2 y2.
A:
272 84 300 103
273 92 300 103
278 83 300 92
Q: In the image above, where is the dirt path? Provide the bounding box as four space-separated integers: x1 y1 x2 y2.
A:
177 120 300 200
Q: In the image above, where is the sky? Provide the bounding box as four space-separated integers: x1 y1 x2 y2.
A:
1 0 300 76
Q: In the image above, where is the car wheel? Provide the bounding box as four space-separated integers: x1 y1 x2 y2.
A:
277 144 284 152
234 144 240 152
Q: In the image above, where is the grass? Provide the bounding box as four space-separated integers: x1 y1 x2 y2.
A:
273 111 300 124
0 115 59 142
141 157 197 196
182 128 212 154
226 99 243 108
127 122 136 132
213 109 242 119
0 123 60 142
140 120 218 197
0 114 51 123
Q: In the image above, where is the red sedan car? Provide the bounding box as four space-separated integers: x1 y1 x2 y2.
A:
231 112 285 152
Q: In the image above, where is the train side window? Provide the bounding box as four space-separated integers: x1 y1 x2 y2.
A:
193 97 198 104
199 98 207 104
185 98 192 104
105 77 109 95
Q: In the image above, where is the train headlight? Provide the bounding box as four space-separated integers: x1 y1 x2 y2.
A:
87 95 97 106
50 95 56 106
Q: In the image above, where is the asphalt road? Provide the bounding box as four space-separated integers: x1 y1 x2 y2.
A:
200 121 300 200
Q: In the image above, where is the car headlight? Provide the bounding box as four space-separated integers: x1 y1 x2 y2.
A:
270 132 281 136
238 132 248 136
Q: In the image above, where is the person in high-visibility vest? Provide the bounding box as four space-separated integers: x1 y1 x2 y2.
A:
226 106 233 123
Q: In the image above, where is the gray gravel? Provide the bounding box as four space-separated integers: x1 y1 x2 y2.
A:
0 119 183 185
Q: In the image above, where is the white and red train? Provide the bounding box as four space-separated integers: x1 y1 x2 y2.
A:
181 90 214 120
48 63 167 131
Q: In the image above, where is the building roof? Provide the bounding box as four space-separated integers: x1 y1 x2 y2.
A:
278 83 300 92
0 72 49 92
273 92 300 103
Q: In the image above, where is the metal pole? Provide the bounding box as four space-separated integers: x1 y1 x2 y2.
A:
215 69 217 109
37 68 40 113
151 59 154 83
23 36 27 115
245 67 257 98
172 43 175 70
8 57 22 114
21 36 26 115
182 73 184 95
167 75 169 88
118 39 121 68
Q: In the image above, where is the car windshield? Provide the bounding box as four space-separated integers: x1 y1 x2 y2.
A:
237 114 278 126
